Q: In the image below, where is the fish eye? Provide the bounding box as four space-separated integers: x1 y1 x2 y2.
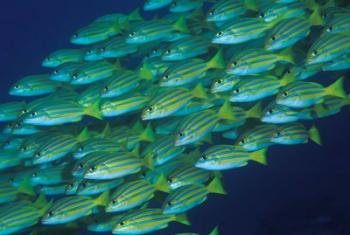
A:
209 10 214 15
22 109 28 114
167 201 172 206
286 69 291 74
312 50 318 56
119 221 125 226
234 88 240 93
9 178 14 183
103 86 109 92
216 79 223 84
14 84 20 89
232 61 237 66
271 35 276 41
129 32 136 37
89 166 96 173
46 57 52 61
164 75 169 80
152 49 157 54
32 172 38 177
167 178 172 183
282 91 288 97
112 199 116 204
141 172 146 177
100 47 106 52
53 70 58 74
259 13 265 18
68 183 74 188
275 131 281 136
72 73 78 79
327 26 332 32
73 34 78 38
178 132 184 137
267 109 273 115
21 146 27 151
47 211 54 217
15 122 22 128
31 112 37 118
35 152 41 158
166 50 171 54
78 163 84 169
239 139 245 144
78 146 84 151
201 154 207 160
216 31 223 36
81 182 87 188
147 107 153 112
172 1 177 7
87 50 92 54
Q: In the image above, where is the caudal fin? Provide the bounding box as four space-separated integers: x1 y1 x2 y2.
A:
206 177 227 195
207 49 225 70
325 77 347 98
94 190 110 207
250 148 268 165
139 123 155 142
309 125 322 145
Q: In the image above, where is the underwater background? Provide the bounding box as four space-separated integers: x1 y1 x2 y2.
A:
0 0 350 234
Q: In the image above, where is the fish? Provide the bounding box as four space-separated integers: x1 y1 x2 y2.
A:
275 77 347 108
270 123 322 145
73 137 121 159
100 94 149 117
142 135 185 166
162 177 226 214
76 178 124 196
88 214 124 232
227 48 294 75
0 102 26 122
99 36 138 59
206 0 256 22
159 50 224 87
144 0 173 11
196 145 267 170
169 0 203 13
0 179 34 204
42 49 85 67
9 74 61 96
306 33 350 65
41 191 109 224
83 151 143 180
235 124 277 151
112 208 190 234
31 164 72 185
70 61 117 85
167 164 212 189
0 150 21 170
161 36 210 61
0 196 51 235
105 176 169 213
101 70 141 98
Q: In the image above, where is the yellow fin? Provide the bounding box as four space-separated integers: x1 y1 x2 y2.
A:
174 213 191 226
246 102 262 119
94 190 110 207
209 226 220 235
17 178 35 196
309 125 322 145
218 101 236 120
85 102 103 120
154 174 171 193
191 83 208 99
207 49 225 70
206 177 227 195
139 123 155 142
250 148 268 165
173 16 190 33
128 8 143 21
77 127 89 142
325 77 347 98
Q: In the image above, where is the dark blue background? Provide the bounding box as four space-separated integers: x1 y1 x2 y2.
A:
1 1 350 234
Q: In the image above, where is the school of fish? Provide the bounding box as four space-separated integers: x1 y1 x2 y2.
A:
0 0 349 234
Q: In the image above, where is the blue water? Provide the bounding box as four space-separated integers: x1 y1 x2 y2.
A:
1 1 350 234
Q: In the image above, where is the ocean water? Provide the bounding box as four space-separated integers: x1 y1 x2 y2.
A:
0 1 350 235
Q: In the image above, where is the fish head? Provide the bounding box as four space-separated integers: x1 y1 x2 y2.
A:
22 108 49 125
9 81 30 96
211 29 233 44
42 55 62 67
113 219 135 234
141 104 163 120
65 181 80 195
125 30 148 44
226 57 249 76
159 69 182 87
105 196 126 213
174 129 192 146
162 194 184 214
229 85 251 102
161 48 182 61
70 70 89 85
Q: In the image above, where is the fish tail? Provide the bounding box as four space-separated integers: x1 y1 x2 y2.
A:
278 47 295 64
76 127 90 142
139 62 154 80
325 77 347 98
174 213 191 226
206 177 227 195
94 190 110 207
243 0 258 11
309 125 322 145
139 123 155 142
128 8 143 22
84 101 103 120
207 49 225 70
218 100 236 120
246 102 263 119
191 83 208 99
209 226 220 235
173 16 190 33
154 174 171 193
250 148 268 165
17 178 35 196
